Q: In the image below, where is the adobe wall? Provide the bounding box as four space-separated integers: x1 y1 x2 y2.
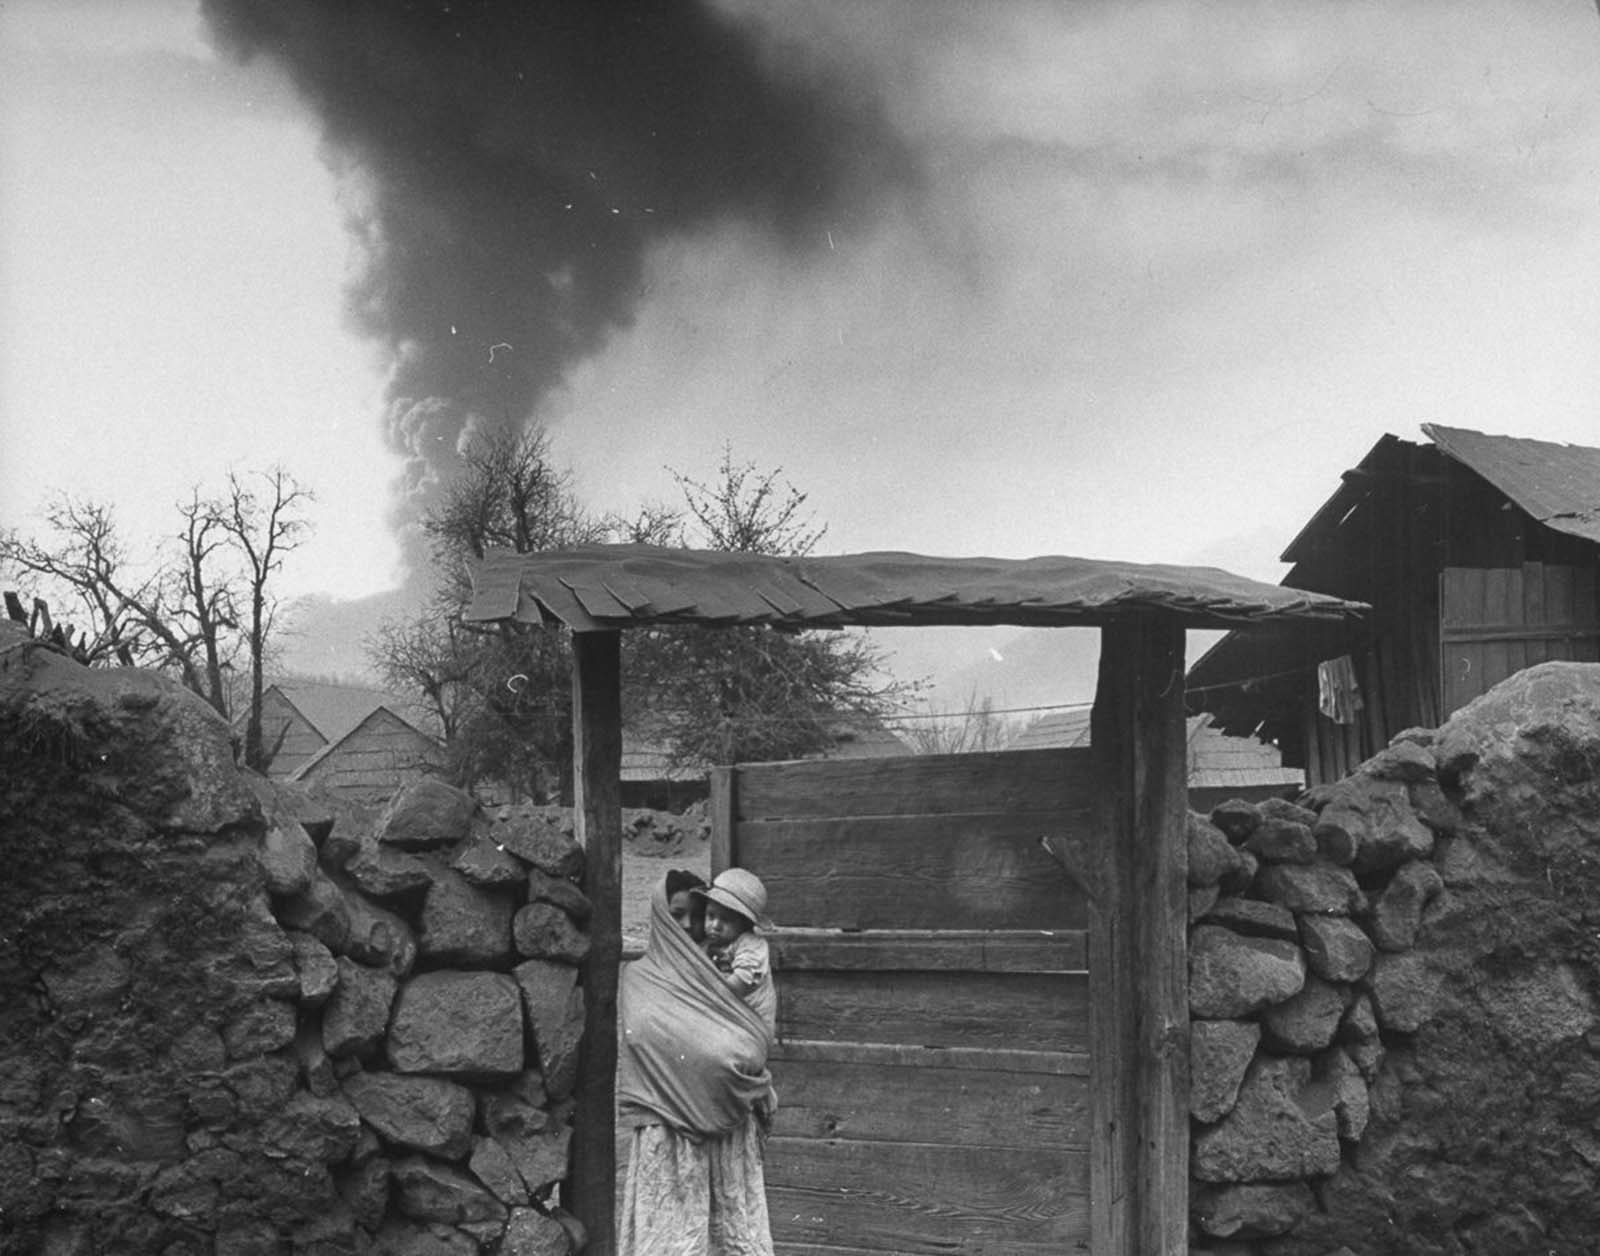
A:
0 628 589 1255
1187 660 1600 1255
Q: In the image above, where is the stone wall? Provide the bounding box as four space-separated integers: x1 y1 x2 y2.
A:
0 631 589 1255
1187 661 1600 1255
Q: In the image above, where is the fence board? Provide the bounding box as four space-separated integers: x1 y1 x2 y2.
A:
778 969 1088 1053
769 1047 1088 1147
738 813 1090 930
771 930 1086 973
763 1137 1089 1255
734 748 1096 820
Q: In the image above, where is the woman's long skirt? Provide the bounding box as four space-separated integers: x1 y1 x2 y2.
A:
618 1116 774 1256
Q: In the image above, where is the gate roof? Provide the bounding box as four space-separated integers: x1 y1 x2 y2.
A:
463 544 1366 631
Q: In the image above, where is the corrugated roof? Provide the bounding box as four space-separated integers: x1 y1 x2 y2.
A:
1423 424 1600 545
463 545 1367 632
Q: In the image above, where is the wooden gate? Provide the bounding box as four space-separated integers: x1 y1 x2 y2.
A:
711 748 1097 1255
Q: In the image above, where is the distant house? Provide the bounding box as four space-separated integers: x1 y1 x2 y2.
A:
1010 708 1303 809
290 707 446 803
247 680 443 801
1188 425 1600 784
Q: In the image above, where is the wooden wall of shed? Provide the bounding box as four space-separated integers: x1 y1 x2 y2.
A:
1289 456 1600 783
296 711 444 801
256 688 325 778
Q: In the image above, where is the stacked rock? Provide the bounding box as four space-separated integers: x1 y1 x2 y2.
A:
0 644 589 1254
270 778 591 1255
1187 738 1451 1253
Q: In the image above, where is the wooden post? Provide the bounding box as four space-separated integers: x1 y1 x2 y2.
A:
1088 616 1189 1254
708 765 735 875
571 630 622 1256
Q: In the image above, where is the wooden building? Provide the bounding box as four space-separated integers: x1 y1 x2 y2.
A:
289 706 446 802
1188 425 1600 783
250 681 443 800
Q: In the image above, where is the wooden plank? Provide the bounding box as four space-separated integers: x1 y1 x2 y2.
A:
1546 563 1576 656
764 1136 1089 1254
736 812 1091 930
1516 563 1542 672
1439 568 1479 715
775 1245 989 1256
1579 567 1600 661
570 630 621 1256
1479 567 1509 695
778 969 1088 1053
770 929 1087 973
1089 617 1188 1256
1359 650 1384 763
771 1039 1089 1076
734 748 1097 821
769 1051 1089 1147
1499 565 1525 679
1441 625 1600 644
709 765 735 875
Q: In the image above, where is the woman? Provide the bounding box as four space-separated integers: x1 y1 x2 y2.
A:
617 876 776 1255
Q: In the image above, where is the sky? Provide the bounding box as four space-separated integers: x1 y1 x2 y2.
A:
4 0 1600 699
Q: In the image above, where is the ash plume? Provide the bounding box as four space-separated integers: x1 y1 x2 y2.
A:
200 0 911 569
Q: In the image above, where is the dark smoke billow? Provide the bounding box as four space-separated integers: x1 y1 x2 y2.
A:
200 0 910 564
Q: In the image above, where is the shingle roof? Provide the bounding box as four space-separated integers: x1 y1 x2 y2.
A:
262 681 439 743
289 707 444 783
463 545 1367 633
1008 708 1094 751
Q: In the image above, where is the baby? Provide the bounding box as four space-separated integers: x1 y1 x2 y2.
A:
692 868 774 1023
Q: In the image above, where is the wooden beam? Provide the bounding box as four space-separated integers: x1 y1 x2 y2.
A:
1089 616 1189 1254
709 764 735 875
570 630 621 1256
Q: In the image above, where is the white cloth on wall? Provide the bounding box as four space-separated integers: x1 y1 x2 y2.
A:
1317 655 1363 725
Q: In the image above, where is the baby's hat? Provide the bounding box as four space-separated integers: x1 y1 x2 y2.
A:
692 867 771 930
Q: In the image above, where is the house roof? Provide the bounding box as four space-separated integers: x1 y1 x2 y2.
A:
261 680 440 743
1423 424 1600 546
463 544 1367 633
1188 424 1600 742
289 706 443 782
1185 715 1303 791
1007 708 1302 789
1008 708 1094 752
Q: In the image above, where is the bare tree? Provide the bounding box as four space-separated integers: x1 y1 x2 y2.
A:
220 469 312 771
669 443 826 556
625 446 915 769
370 426 603 800
2 472 313 765
1 495 230 704
899 691 1017 755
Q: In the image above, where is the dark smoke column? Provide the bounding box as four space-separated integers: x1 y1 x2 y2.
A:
202 0 908 567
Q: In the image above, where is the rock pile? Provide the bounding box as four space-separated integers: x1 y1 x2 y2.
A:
1188 661 1600 1255
0 633 588 1255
